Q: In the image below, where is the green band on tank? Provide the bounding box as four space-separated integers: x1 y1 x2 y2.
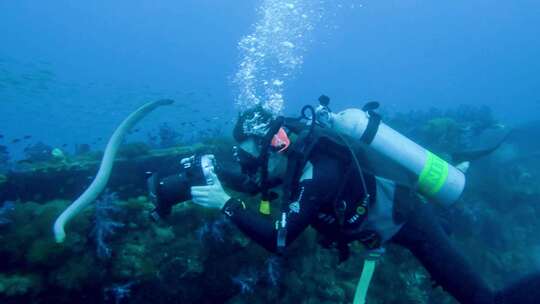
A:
418 151 449 196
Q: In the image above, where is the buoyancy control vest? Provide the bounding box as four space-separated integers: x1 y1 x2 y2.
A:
272 106 376 252
272 101 467 304
272 101 466 252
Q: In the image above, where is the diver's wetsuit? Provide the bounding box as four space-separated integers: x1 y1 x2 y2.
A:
221 150 540 304
222 149 382 253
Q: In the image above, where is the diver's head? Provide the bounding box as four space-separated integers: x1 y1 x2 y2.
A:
233 105 290 151
233 106 290 178
233 105 275 143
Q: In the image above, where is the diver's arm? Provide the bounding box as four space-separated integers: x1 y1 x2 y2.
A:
192 155 338 252
215 161 260 194
222 179 323 253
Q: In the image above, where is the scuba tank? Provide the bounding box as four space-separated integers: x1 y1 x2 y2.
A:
316 101 465 206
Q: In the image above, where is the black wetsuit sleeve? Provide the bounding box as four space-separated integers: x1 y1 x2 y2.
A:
222 179 325 253
216 162 260 195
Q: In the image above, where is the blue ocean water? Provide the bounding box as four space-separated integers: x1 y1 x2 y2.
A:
1 1 540 303
1 0 539 152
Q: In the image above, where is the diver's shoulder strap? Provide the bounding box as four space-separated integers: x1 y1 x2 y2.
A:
276 128 316 252
353 248 385 304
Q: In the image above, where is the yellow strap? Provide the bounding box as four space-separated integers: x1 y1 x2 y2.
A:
353 259 377 304
418 151 449 196
259 200 271 215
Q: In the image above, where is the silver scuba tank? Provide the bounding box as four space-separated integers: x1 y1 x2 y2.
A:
316 102 465 206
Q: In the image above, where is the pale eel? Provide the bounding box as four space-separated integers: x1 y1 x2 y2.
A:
53 99 174 243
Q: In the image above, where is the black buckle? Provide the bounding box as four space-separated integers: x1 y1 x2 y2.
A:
276 212 288 252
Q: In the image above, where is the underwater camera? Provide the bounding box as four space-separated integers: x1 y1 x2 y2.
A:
147 154 216 221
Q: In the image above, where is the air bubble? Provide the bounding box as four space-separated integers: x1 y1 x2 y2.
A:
232 0 324 115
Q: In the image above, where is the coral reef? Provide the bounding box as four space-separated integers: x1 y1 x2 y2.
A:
23 142 54 163
91 191 125 259
0 105 538 303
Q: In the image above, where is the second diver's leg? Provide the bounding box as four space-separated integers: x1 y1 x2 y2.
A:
391 202 494 304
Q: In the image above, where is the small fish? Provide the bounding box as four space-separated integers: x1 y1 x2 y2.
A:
23 135 32 140
97 137 103 141
0 134 4 139
133 128 140 133
61 143 68 147
11 139 21 144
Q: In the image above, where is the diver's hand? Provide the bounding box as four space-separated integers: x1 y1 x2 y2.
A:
190 171 231 209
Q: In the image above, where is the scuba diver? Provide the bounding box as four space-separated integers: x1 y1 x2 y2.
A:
149 96 540 304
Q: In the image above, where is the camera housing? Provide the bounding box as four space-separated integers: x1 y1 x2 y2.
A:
148 154 215 221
